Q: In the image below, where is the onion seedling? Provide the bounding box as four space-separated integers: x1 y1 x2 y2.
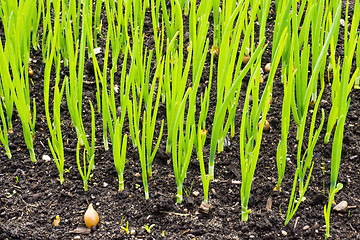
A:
239 27 287 221
129 57 165 198
144 63 165 179
113 118 128 191
209 0 253 170
323 60 354 239
324 3 359 237
0 42 14 133
81 1 100 110
127 29 164 197
76 101 96 192
4 0 37 162
100 20 115 151
65 12 88 148
164 24 192 154
325 0 360 143
285 1 341 225
309 0 332 103
239 63 271 222
210 0 269 177
172 89 196 204
127 28 153 148
0 42 12 158
94 0 103 48
160 0 183 53
151 0 165 64
209 36 267 180
102 46 130 190
187 0 211 154
44 45 66 184
274 44 295 191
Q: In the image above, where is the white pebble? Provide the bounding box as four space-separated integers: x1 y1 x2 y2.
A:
42 155 51 161
333 201 348 212
192 191 200 197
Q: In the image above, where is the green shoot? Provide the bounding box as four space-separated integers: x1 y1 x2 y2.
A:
76 101 96 191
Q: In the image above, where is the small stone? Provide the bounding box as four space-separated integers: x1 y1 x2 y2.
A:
73 236 81 240
68 227 91 234
340 19 346 27
199 201 212 214
320 100 328 104
116 106 121 115
303 225 310 230
281 230 287 236
333 200 348 212
113 84 119 93
134 173 141 178
264 63 271 72
211 188 216 194
266 197 272 212
93 47 101 55
42 155 51 161
349 155 358 160
231 180 241 185
103 182 108 187
192 191 200 197
130 228 136 235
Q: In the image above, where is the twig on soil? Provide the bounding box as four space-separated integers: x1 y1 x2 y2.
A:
159 211 190 216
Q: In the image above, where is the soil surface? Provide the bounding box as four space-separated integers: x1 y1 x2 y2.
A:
0 1 359 240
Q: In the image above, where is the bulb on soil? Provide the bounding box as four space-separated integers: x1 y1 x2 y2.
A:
258 120 270 132
242 54 251 64
211 45 219 57
84 203 99 229
264 63 271 72
28 67 34 78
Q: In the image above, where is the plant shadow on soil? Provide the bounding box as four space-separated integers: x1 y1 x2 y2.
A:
0 1 359 239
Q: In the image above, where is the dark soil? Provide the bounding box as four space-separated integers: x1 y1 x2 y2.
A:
0 1 359 239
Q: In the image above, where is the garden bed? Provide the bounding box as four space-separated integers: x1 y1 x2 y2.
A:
0 0 359 239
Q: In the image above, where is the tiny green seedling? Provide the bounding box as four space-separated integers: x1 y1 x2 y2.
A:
142 224 155 233
15 176 18 184
65 167 72 173
120 217 129 234
183 179 194 197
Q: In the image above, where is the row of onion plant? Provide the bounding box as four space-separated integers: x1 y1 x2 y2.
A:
0 1 359 238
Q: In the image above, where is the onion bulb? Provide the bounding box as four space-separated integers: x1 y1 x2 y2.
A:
264 63 271 72
242 54 250 64
28 67 34 78
84 203 99 229
211 46 219 57
258 120 270 132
